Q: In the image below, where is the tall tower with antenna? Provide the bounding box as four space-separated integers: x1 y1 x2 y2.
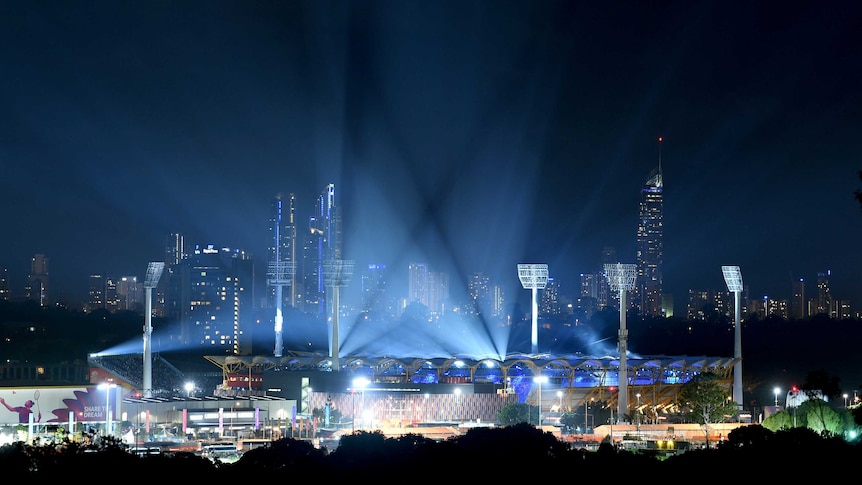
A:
636 137 664 316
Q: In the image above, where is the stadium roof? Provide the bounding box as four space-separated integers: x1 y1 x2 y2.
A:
204 351 737 377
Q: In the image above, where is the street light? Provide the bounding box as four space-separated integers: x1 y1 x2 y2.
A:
774 387 780 406
184 381 194 398
844 393 849 408
98 381 117 437
534 376 548 426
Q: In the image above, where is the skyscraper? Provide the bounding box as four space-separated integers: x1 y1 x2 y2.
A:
360 263 389 313
172 244 254 355
816 270 832 316
408 262 429 306
116 276 143 312
427 271 449 317
87 274 105 311
268 193 298 309
408 264 449 317
791 278 806 320
26 254 49 306
598 246 616 310
304 184 341 317
636 139 664 317
0 267 10 301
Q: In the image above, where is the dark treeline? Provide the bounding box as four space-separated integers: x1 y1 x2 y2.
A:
2 423 860 479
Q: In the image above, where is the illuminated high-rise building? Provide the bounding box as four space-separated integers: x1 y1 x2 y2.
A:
117 276 143 312
304 184 341 317
0 267 10 301
578 273 598 319
791 278 806 320
467 272 492 316
360 263 395 317
87 274 105 312
170 244 254 355
598 246 616 310
408 263 429 306
427 270 449 317
104 276 119 312
407 263 449 317
816 270 832 316
268 193 298 309
636 139 664 316
26 254 49 306
165 233 186 267
160 233 187 319
539 277 560 316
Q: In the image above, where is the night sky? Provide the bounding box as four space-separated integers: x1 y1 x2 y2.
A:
2 1 861 314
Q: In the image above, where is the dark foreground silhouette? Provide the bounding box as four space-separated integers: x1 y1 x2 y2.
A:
2 423 859 480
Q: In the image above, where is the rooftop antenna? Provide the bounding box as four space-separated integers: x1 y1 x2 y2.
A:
658 136 663 172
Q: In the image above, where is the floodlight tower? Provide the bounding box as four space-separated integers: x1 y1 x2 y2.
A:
268 258 294 358
604 262 637 423
323 259 354 371
143 261 165 398
722 265 744 408
518 264 549 355
268 196 296 358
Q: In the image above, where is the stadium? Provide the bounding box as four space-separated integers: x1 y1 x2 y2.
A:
70 347 738 447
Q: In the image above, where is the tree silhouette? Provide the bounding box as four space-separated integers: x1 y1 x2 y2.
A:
497 402 532 425
799 398 842 436
679 372 738 449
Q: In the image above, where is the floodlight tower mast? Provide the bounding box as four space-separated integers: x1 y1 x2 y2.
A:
268 206 295 358
268 196 297 358
604 262 637 423
143 261 165 398
518 264 549 355
268 259 294 358
324 259 354 371
722 265 744 408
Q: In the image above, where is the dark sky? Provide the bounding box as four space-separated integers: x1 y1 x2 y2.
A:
2 0 861 314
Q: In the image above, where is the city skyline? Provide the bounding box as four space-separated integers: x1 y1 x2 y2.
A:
2 2 862 314
1 210 852 321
